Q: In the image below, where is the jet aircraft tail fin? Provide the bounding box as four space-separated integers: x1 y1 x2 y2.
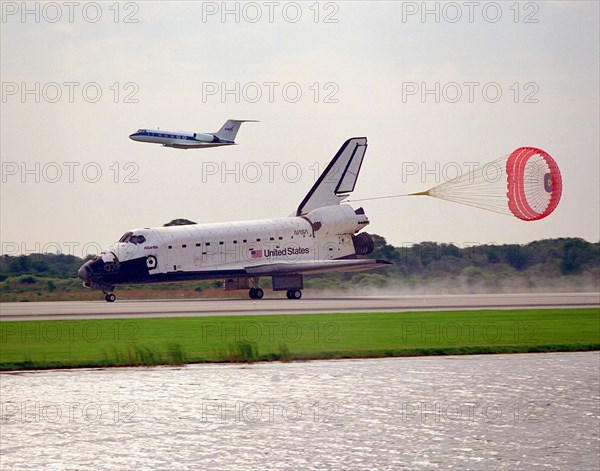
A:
296 137 368 216
214 119 259 142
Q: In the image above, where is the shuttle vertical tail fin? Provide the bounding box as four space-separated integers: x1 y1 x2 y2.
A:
296 137 368 216
214 119 258 142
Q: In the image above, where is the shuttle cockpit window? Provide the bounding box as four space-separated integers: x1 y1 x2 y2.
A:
118 232 147 244
118 232 133 243
129 235 147 245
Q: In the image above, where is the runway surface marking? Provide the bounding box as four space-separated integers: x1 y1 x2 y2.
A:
1 293 598 321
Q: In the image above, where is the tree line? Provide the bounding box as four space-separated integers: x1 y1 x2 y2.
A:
0 237 598 296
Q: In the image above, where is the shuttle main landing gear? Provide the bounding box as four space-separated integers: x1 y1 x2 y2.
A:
104 292 116 302
286 289 302 300
248 277 263 299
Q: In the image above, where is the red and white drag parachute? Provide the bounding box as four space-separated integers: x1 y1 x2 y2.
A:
414 147 562 221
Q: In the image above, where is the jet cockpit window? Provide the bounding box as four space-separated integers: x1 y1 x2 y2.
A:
118 232 133 243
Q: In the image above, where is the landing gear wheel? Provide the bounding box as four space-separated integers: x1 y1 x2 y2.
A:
104 293 116 302
249 288 264 300
286 289 302 300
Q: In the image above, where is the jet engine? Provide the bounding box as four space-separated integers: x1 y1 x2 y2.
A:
194 133 218 143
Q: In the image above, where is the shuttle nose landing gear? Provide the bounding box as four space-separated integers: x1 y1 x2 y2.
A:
104 292 116 302
286 289 302 300
249 288 264 299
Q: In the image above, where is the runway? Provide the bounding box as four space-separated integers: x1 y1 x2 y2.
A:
0 292 598 321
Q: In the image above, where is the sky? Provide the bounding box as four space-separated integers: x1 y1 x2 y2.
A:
1 1 599 259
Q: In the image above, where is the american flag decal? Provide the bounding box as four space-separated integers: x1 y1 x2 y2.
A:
250 249 263 259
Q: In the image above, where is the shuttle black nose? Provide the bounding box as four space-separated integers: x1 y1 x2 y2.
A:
78 263 91 287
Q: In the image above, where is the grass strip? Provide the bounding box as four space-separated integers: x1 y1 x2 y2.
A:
1 308 598 370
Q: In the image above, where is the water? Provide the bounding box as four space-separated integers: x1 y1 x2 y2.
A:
1 352 598 470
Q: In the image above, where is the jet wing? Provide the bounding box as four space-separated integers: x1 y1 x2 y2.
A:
245 258 392 276
166 143 234 149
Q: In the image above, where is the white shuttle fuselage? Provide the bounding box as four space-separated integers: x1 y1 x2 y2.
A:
79 137 390 301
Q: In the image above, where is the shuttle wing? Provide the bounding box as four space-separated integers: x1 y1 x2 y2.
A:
245 258 391 276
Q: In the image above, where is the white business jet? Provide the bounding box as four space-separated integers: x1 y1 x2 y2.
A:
129 119 258 149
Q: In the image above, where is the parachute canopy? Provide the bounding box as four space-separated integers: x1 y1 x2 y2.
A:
415 147 562 221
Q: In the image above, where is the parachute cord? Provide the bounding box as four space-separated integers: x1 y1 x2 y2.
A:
346 193 414 203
